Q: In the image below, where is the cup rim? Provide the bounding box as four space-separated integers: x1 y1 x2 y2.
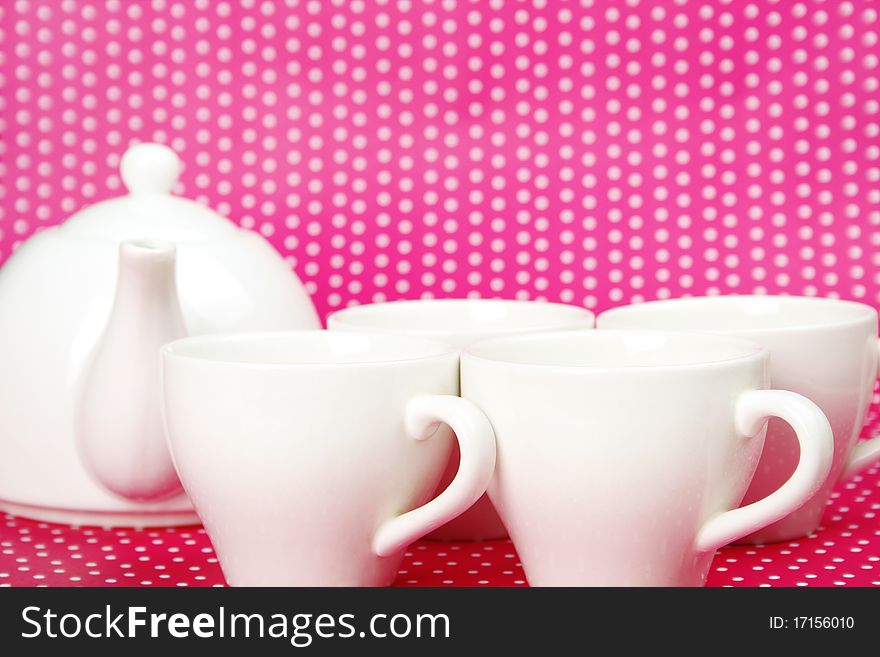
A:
597 295 877 334
462 328 768 372
326 298 595 338
161 330 459 368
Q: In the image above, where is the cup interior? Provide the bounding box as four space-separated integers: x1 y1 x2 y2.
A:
598 295 876 332
464 330 764 369
327 299 594 336
162 331 455 366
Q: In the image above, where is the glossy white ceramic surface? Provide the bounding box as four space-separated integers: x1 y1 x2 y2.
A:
461 330 833 586
78 240 187 501
598 295 880 543
0 143 320 525
327 298 595 540
162 331 496 586
327 298 595 345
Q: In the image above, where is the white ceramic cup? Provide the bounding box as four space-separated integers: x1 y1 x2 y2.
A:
598 295 880 543
326 298 595 540
461 330 833 586
161 331 496 586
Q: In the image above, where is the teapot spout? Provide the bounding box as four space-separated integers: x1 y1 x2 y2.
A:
79 239 187 501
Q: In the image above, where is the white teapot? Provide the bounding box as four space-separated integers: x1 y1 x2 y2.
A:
0 143 320 525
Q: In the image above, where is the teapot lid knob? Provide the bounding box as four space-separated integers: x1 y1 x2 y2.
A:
120 142 182 195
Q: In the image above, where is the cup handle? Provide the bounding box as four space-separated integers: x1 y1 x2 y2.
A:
372 395 497 557
840 338 880 481
695 389 834 553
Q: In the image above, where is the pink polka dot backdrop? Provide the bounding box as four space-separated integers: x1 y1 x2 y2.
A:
1 0 879 586
1 445 878 587
2 0 880 312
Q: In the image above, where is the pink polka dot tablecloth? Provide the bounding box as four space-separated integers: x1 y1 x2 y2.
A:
0 459 878 588
3 402 880 588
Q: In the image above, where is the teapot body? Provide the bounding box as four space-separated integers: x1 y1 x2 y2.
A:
0 228 319 524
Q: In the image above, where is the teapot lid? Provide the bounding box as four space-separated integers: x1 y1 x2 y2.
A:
58 143 240 242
